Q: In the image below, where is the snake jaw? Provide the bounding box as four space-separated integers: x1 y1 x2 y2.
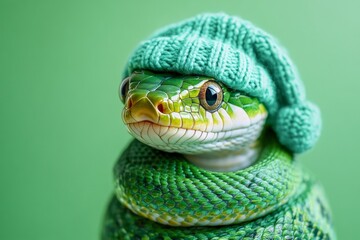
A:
124 116 267 155
122 92 268 155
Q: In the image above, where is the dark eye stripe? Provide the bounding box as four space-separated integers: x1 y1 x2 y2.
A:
199 80 223 112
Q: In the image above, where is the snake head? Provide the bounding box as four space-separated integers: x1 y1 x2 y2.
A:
119 70 267 155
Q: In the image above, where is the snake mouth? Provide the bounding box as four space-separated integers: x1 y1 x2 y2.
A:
125 117 266 155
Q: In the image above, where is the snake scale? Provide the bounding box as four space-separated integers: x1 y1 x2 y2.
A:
102 71 335 239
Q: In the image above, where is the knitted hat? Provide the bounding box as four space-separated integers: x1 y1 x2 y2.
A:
123 13 321 153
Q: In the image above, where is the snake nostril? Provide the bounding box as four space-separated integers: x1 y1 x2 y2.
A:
157 103 164 114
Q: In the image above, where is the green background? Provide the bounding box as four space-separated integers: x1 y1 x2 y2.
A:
1 0 358 239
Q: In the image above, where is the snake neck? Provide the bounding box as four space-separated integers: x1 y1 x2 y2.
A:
184 140 262 172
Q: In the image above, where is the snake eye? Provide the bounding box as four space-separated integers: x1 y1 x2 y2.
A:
199 80 223 112
119 77 130 103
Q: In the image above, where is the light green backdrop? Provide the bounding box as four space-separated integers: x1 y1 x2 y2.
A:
1 0 359 239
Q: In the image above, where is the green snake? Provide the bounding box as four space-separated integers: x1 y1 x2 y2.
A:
102 70 335 239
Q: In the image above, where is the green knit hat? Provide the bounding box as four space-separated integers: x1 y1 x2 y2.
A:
123 13 321 153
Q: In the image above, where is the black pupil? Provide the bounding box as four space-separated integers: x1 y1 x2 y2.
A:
205 86 218 106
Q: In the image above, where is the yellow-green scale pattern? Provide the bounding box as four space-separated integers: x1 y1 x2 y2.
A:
123 71 266 126
122 71 268 154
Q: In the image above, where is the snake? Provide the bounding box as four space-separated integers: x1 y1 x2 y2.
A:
102 70 335 239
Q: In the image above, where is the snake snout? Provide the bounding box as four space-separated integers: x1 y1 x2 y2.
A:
123 97 169 124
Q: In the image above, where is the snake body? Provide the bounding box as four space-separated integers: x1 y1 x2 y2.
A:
102 71 335 239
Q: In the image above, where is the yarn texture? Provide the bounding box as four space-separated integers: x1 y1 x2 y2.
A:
123 13 321 153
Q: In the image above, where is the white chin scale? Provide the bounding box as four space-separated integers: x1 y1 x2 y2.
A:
126 117 266 155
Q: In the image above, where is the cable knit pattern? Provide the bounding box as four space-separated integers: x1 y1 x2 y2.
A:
123 13 321 153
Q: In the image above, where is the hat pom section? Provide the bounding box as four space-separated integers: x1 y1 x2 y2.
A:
274 101 321 153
